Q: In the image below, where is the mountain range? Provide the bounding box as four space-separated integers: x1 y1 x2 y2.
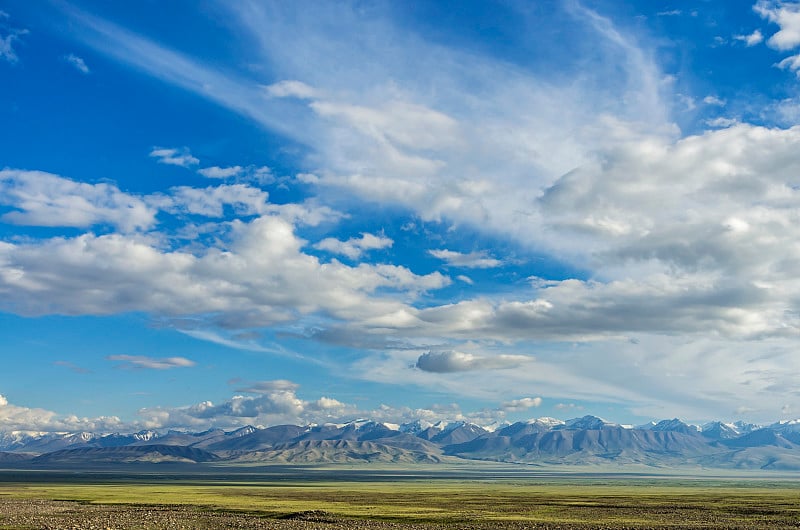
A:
3 416 800 470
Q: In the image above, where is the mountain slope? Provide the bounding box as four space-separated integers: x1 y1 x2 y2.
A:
226 439 445 464
31 445 220 464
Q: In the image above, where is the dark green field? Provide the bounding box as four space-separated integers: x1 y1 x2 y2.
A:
1 465 799 528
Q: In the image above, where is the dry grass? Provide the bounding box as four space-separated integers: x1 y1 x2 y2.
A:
2 476 800 528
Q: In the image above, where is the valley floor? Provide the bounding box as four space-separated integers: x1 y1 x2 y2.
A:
1 468 800 528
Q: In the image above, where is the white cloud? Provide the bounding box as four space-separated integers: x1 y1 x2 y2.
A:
776 52 800 76
263 80 316 99
178 329 298 357
107 355 196 370
703 95 726 106
53 360 92 374
0 169 157 232
0 394 123 433
133 382 518 431
137 381 353 429
755 1 800 50
500 397 543 412
415 350 531 373
429 249 502 269
733 29 764 46
197 165 242 179
67 1 673 231
149 147 199 167
313 232 393 259
0 19 27 64
705 116 739 127
0 215 448 327
456 275 473 285
36 1 800 422
196 165 274 184
164 184 269 217
236 380 299 393
64 53 90 74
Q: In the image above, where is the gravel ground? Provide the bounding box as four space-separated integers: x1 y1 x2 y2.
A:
2 497 799 529
0 498 522 530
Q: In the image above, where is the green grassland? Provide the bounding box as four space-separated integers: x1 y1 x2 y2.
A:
1 470 800 527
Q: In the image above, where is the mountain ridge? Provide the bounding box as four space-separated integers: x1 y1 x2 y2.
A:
5 415 800 470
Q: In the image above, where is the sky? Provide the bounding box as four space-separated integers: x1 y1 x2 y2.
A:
2 0 800 433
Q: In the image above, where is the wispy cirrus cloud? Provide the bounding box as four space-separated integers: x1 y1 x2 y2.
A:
0 12 27 64
64 53 90 74
106 354 196 370
53 360 92 374
149 147 199 167
26 0 800 423
428 249 503 269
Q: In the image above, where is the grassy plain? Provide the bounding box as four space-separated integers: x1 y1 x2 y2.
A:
1 466 800 528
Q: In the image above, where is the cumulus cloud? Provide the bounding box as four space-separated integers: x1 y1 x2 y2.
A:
0 394 123 433
197 165 242 179
64 53 90 74
163 184 269 217
313 232 393 259
0 169 157 232
415 350 531 373
33 1 800 421
755 0 800 50
703 95 726 106
106 355 196 370
705 116 739 128
197 165 273 183
428 249 503 268
0 215 448 327
137 381 351 429
500 397 543 412
149 147 199 167
733 29 764 46
135 386 524 431
133 384 527 431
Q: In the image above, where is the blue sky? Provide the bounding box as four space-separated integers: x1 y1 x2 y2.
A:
3 0 800 433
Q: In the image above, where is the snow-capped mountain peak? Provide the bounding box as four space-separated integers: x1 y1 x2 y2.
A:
528 417 566 428
561 415 614 430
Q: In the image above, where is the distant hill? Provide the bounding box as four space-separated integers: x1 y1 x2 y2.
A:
0 451 31 463
6 415 800 470
31 445 220 464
